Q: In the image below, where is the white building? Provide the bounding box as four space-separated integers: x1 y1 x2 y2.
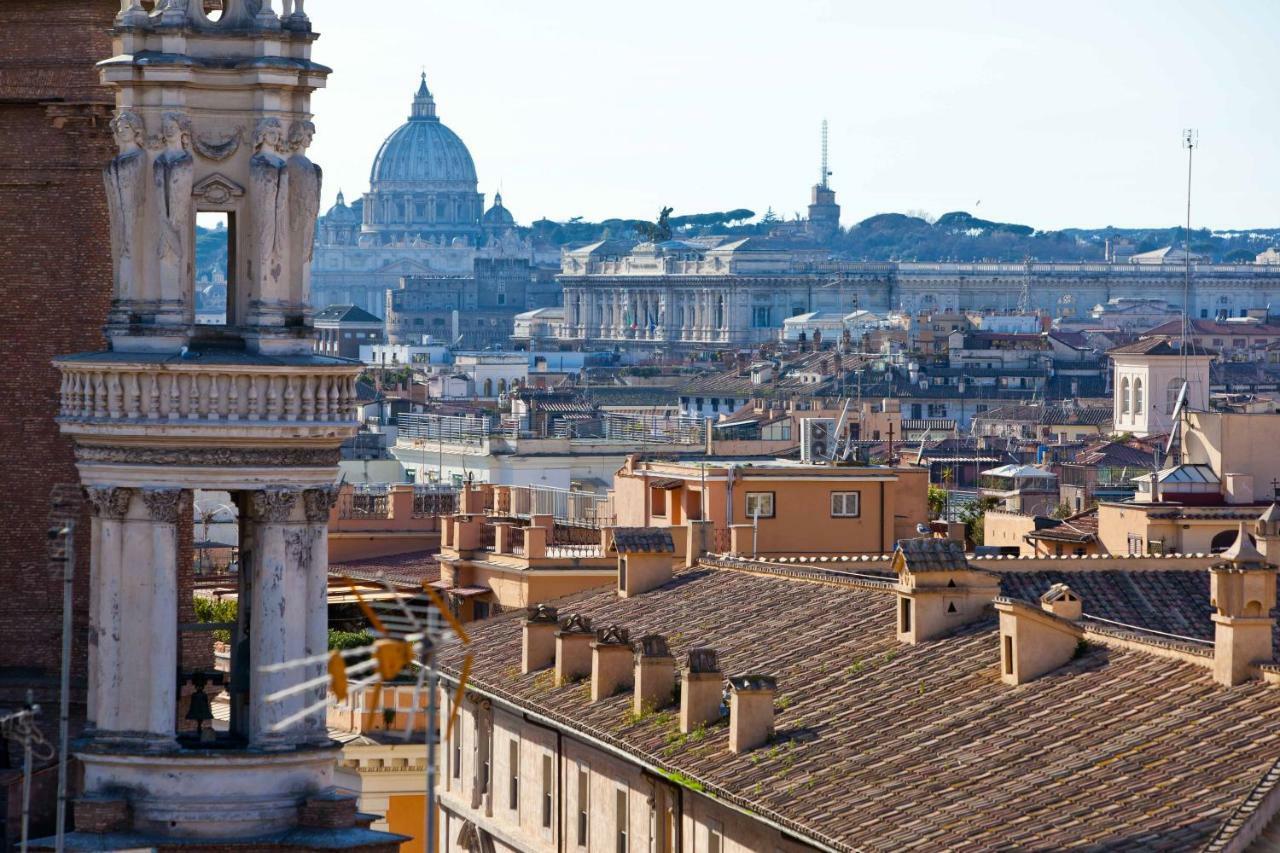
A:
1109 336 1213 437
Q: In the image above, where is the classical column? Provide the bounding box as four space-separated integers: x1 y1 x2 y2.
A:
301 486 339 744
244 487 333 748
87 486 184 748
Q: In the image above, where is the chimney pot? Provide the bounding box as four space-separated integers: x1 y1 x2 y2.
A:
679 648 723 734
521 604 559 674
728 674 777 754
591 625 633 702
554 613 595 685
633 634 675 716
1039 583 1082 621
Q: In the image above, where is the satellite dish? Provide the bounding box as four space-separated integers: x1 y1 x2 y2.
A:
1165 379 1190 458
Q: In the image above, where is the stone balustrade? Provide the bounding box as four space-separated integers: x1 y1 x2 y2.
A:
56 362 358 425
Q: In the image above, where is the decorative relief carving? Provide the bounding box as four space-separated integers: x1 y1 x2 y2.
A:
153 112 194 309
192 128 243 162
192 174 245 207
247 488 300 523
75 446 342 468
140 489 188 524
286 121 322 309
103 112 146 306
302 486 339 523
86 487 134 520
251 117 290 299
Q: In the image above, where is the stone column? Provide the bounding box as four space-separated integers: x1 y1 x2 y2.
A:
87 486 184 748
301 486 339 744
244 487 313 749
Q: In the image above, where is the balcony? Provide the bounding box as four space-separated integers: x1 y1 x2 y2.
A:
54 351 362 447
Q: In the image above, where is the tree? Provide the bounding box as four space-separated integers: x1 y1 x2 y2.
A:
1050 502 1074 520
927 484 948 520
957 496 999 547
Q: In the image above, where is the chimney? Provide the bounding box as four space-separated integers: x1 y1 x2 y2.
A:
727 675 776 754
590 626 633 702
995 594 1084 686
554 614 594 686
1256 503 1280 562
1210 523 1277 686
679 648 723 734
892 538 1000 644
521 604 559 674
633 635 675 715
1039 583 1082 621
613 528 676 596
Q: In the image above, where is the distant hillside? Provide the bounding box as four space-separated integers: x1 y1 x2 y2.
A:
525 208 1280 263
196 224 228 280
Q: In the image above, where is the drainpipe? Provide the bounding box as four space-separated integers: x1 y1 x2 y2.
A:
880 480 886 553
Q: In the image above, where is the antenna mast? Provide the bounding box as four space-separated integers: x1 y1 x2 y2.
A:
1181 128 1198 385
820 119 830 189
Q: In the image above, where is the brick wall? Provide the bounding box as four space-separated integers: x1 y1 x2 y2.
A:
0 1 117 718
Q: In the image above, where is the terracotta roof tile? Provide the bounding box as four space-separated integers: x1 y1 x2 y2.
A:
439 562 1280 850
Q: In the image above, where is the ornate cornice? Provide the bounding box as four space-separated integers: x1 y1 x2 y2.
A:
75 446 341 468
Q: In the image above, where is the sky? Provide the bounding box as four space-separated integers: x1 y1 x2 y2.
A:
303 0 1280 232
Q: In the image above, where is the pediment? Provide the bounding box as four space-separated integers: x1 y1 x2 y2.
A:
374 258 438 275
192 173 245 208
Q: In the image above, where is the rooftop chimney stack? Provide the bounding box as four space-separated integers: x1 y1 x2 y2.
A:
591 626 633 702
521 604 559 674
1039 583 1082 621
679 648 724 734
728 675 777 754
555 614 594 685
633 635 676 715
1210 523 1277 686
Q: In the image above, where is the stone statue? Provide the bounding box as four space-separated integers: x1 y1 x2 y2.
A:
153 112 194 315
103 111 147 305
286 121 322 310
250 117 290 310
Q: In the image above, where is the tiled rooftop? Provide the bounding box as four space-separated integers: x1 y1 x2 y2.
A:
329 550 439 589
439 560 1280 850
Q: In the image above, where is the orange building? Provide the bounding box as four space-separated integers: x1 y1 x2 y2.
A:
612 456 929 558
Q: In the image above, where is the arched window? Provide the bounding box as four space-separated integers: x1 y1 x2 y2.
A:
1211 529 1255 553
1119 377 1131 415
1133 378 1144 415
497 379 507 394
1167 377 1186 414
483 378 493 397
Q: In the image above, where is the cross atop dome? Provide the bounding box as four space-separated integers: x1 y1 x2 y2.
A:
411 72 437 121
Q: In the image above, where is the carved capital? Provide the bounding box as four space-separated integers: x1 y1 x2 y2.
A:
86 487 134 520
246 488 300 523
140 489 187 524
302 486 339 523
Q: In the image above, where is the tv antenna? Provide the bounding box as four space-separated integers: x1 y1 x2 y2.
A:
1181 128 1198 381
820 119 831 189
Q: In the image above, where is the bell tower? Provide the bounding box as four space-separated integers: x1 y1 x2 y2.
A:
52 1 399 848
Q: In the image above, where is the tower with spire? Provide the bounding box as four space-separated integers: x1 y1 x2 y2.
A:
806 119 841 241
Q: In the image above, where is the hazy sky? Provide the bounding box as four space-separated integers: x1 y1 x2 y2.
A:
303 0 1280 232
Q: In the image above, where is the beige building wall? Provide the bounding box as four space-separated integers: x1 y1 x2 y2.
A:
437 693 815 852
1185 411 1280 490
1098 504 1249 555
984 511 1037 554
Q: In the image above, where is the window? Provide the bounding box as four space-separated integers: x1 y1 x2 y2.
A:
707 822 723 853
927 403 947 417
577 767 589 847
1234 338 1246 348
744 492 774 519
1166 377 1186 414
1127 533 1143 556
1133 377 1143 414
1200 309 1209 318
615 789 629 853
831 492 860 517
651 487 667 517
541 754 553 829
451 703 461 780
900 597 912 633
1003 636 1014 675
1119 377 1130 415
509 739 520 811
752 306 771 328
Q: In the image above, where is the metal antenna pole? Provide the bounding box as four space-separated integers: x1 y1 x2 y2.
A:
820 119 829 188
55 521 74 853
423 607 440 852
1182 128 1197 387
20 691 36 853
